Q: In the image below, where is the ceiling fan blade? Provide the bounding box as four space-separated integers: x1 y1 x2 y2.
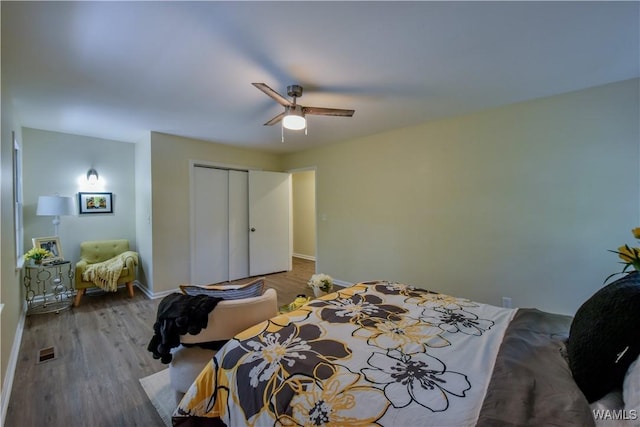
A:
303 106 355 117
252 83 292 107
264 111 285 126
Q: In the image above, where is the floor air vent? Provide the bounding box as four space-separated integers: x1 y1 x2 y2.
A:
37 346 56 364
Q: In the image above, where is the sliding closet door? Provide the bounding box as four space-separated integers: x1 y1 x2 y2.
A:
228 170 249 280
192 167 229 284
192 166 290 284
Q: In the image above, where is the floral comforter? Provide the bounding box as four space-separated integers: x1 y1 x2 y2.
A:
173 281 592 426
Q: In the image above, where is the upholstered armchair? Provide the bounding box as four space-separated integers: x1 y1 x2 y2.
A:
74 239 138 307
169 286 278 403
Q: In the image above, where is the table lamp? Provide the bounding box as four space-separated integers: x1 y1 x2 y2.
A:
36 195 75 236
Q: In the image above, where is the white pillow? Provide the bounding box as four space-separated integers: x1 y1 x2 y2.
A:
624 355 640 420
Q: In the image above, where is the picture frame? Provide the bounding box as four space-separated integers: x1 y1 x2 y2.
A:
78 192 113 214
32 236 64 264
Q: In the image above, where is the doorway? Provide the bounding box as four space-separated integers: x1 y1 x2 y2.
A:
291 169 317 264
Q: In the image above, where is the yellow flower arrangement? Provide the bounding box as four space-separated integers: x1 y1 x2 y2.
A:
24 247 52 263
606 227 640 282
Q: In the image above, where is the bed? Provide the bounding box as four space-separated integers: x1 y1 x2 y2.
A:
172 280 639 426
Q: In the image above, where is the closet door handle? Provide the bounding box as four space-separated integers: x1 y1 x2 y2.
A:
250 227 256 232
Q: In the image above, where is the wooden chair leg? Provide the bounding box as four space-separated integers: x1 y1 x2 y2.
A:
73 288 85 307
126 281 135 298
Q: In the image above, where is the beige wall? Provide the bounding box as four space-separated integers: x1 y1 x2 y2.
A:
0 93 23 422
149 132 283 294
283 79 640 315
135 134 153 292
292 170 316 259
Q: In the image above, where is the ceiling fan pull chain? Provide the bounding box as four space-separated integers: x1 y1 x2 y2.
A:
281 123 285 143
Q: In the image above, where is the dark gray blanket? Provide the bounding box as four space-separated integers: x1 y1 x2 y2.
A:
477 308 594 426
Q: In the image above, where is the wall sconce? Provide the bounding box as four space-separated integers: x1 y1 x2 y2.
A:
36 195 75 236
86 168 99 185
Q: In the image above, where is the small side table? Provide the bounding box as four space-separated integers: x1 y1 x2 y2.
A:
23 261 74 315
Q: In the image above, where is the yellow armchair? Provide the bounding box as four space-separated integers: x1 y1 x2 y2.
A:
74 239 138 307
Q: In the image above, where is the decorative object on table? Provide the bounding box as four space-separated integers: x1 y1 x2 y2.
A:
604 227 640 284
74 239 138 306
36 194 75 236
23 261 74 315
24 247 52 265
307 273 333 297
32 236 64 264
78 192 113 214
287 294 311 311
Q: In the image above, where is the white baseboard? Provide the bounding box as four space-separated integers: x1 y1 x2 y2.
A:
140 287 178 300
83 281 177 300
292 253 316 261
1 303 26 427
333 279 353 288
135 281 180 300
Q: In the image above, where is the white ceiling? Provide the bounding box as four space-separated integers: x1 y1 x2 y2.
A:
3 1 638 154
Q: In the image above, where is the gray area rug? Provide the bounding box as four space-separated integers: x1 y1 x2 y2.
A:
139 368 174 427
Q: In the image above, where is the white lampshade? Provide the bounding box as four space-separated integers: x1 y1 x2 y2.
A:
282 106 306 130
36 196 75 216
36 195 75 236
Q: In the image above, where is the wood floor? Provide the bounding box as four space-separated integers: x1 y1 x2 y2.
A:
5 257 315 427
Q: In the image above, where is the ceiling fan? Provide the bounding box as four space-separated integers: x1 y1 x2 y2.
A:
252 83 355 131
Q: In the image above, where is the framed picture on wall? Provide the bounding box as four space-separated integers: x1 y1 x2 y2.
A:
33 236 64 263
78 192 113 214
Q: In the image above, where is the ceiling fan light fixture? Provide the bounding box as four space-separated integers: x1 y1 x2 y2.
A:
282 106 306 130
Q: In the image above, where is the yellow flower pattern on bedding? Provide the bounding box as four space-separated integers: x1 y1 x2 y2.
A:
275 363 389 426
174 281 515 426
353 315 450 353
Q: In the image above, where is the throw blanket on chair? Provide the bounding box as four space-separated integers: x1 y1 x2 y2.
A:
147 293 222 364
82 251 137 292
